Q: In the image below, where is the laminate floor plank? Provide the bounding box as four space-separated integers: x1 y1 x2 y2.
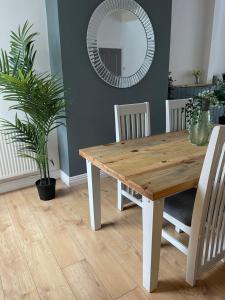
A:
0 195 40 300
5 191 75 300
63 259 112 300
0 178 225 300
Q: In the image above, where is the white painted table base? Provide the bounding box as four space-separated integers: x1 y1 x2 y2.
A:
86 161 101 230
86 160 164 292
142 197 164 292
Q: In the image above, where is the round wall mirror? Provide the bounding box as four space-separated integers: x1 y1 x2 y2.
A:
87 0 155 88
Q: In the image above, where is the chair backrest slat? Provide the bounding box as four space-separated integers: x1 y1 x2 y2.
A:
131 114 136 139
187 126 225 283
120 115 126 141
141 113 145 138
166 99 192 132
136 113 141 138
126 115 131 140
114 102 151 142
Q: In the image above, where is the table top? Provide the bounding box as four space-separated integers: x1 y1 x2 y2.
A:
79 131 207 200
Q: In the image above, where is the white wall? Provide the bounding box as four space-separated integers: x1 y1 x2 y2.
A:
123 19 147 77
169 0 211 85
97 10 147 76
97 13 124 52
0 0 59 172
170 0 225 85
207 0 225 81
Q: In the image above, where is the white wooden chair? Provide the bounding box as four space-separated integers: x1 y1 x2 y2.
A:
114 102 151 211
165 98 192 233
166 98 192 133
163 126 225 285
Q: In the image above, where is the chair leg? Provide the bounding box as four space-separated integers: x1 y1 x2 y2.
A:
186 252 198 287
117 181 124 211
186 273 197 287
175 226 182 233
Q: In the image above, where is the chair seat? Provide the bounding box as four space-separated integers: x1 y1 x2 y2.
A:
164 188 197 226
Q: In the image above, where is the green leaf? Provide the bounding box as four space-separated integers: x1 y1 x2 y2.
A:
0 22 66 181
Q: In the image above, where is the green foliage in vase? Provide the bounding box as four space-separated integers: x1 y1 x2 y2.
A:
214 83 225 103
214 83 225 116
0 22 66 184
184 91 218 129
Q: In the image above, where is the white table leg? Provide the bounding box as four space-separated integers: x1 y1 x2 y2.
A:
86 160 101 231
142 197 164 292
117 180 123 211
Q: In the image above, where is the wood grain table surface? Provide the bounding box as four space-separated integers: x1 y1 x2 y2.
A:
80 131 207 200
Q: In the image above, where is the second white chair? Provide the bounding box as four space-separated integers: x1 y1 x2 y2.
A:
165 98 192 133
114 102 151 211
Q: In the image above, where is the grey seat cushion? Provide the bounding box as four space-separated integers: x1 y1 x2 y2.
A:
164 188 197 227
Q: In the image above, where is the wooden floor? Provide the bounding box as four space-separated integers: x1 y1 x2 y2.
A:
0 178 225 300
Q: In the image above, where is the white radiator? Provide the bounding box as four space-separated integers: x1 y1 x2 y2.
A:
0 131 38 180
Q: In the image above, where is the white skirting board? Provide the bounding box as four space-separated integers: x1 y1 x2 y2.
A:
0 169 108 194
60 170 108 187
0 169 60 194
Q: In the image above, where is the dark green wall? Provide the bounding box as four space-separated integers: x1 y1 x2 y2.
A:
46 0 172 177
45 0 70 175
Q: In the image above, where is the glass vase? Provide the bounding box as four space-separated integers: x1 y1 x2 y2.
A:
189 110 212 146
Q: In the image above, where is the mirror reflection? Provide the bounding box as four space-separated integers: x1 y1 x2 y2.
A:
97 9 147 77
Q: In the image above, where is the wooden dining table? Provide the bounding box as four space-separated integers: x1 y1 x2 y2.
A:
79 131 207 292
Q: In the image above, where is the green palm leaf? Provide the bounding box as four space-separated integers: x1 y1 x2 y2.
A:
0 21 37 76
0 22 66 181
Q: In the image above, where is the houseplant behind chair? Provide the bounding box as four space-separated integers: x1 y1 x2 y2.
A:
0 22 66 200
214 83 225 124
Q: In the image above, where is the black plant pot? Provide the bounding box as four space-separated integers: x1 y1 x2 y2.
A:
36 178 56 201
219 116 225 125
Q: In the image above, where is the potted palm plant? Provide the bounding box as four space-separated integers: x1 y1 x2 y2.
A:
0 22 66 200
